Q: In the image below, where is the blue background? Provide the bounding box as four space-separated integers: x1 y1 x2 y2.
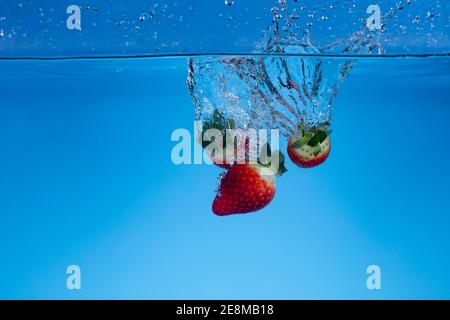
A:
0 56 449 299
0 0 449 300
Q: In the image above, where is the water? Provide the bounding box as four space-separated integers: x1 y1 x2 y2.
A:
0 55 449 299
187 1 446 153
0 0 449 299
188 55 353 138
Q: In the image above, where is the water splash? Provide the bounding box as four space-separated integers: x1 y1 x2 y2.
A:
187 2 387 138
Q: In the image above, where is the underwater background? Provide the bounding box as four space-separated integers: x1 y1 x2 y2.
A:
0 0 449 299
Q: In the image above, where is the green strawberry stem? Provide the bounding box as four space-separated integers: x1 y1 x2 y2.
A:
291 122 331 149
258 143 287 176
202 109 236 149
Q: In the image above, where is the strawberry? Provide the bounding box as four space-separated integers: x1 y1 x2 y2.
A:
200 109 240 169
200 109 255 169
212 145 287 216
287 123 331 168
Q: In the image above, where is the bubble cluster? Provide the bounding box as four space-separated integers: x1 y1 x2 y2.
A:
0 0 447 56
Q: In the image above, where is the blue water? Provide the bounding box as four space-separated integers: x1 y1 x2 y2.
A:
0 56 449 299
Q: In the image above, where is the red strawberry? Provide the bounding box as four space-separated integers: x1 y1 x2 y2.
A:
287 123 331 168
212 164 275 215
200 109 250 169
212 145 287 216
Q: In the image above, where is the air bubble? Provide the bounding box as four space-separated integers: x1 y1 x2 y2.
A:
426 11 435 19
278 0 287 10
271 7 282 19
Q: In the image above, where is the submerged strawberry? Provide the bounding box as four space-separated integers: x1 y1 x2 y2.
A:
287 122 331 168
212 145 287 216
212 164 275 215
200 109 243 169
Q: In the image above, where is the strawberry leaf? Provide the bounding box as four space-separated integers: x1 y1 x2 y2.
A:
307 130 328 147
274 150 288 176
258 145 287 176
227 119 236 130
258 143 272 165
202 109 238 153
